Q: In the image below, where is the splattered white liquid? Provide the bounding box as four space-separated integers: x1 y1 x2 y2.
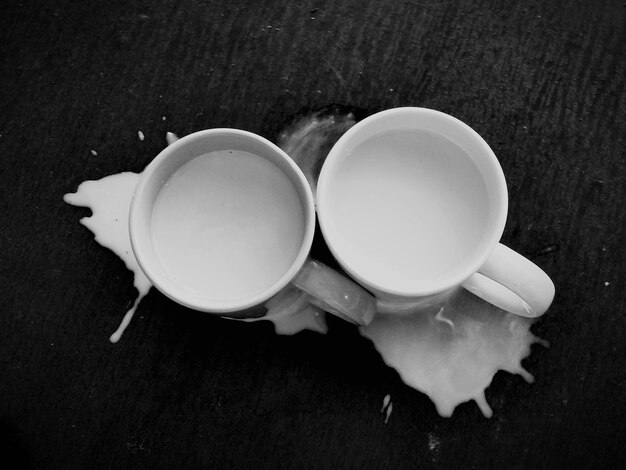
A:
361 290 545 417
152 150 305 302
381 394 393 424
64 120 547 418
63 172 151 343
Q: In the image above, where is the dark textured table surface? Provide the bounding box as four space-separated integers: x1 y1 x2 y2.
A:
1 0 625 468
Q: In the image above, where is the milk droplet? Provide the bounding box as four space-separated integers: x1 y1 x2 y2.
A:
380 394 393 424
166 132 179 146
381 394 391 412
138 130 145 141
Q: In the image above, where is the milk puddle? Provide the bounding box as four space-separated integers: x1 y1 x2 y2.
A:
64 110 547 417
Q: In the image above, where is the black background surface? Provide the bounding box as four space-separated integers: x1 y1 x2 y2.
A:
1 0 625 468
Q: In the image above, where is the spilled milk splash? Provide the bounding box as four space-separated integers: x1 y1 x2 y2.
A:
63 172 149 343
64 113 548 417
362 291 546 417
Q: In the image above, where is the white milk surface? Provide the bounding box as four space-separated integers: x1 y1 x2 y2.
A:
151 150 305 302
324 130 490 292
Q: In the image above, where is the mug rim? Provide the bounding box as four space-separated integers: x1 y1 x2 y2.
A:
316 106 508 298
129 128 315 313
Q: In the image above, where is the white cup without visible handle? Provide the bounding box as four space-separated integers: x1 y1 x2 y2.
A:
316 107 555 317
129 128 375 324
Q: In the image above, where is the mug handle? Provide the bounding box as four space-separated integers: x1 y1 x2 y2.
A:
291 259 377 326
461 243 555 317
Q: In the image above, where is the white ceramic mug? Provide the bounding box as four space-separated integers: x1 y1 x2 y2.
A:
316 107 555 317
129 129 375 324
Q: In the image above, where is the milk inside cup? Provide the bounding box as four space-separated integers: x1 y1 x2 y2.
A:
316 107 555 317
129 129 376 323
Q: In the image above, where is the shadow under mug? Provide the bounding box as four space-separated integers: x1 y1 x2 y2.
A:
316 107 555 317
129 129 375 324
